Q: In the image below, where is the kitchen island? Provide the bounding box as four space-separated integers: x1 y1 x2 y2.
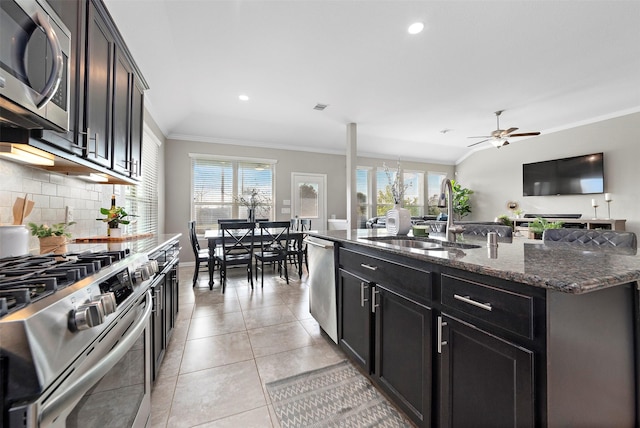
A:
310 229 640 428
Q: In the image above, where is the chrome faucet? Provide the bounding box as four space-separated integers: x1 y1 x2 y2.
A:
437 178 464 241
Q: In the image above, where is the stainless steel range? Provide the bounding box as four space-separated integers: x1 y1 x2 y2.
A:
0 250 158 428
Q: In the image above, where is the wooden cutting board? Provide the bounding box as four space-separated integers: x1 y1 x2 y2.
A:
74 233 154 242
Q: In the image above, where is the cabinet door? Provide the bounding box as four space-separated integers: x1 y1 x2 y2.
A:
129 78 144 178
111 47 131 174
84 1 113 168
151 275 166 381
163 265 174 343
375 286 432 427
338 269 372 372
439 315 534 428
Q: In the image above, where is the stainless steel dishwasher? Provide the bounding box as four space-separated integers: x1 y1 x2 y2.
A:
306 236 338 343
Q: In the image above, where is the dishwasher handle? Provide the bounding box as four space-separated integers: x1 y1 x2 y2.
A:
304 239 334 249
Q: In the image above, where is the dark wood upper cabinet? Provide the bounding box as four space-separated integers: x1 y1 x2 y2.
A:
111 47 132 175
84 1 113 168
41 0 148 181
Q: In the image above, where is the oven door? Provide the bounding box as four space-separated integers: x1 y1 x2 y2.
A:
35 290 152 428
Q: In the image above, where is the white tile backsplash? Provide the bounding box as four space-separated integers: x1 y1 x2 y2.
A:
0 158 123 253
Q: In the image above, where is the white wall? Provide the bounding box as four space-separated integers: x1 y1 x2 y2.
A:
455 112 640 235
164 138 456 262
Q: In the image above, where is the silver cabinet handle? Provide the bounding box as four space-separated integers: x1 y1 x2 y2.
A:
371 288 380 313
79 128 99 157
437 316 448 354
360 282 369 307
33 12 64 108
360 263 378 271
453 294 493 311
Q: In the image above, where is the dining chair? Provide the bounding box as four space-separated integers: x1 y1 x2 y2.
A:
288 218 310 277
188 221 211 287
215 222 255 293
218 218 246 224
254 221 291 287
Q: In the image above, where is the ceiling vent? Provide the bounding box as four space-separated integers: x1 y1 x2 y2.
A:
313 103 328 111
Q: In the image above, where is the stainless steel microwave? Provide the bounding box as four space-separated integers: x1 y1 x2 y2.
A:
0 0 71 132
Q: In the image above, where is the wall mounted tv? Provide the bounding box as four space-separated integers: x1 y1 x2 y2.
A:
523 152 604 196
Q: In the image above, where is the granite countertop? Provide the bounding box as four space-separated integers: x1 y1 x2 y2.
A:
310 229 640 294
69 233 182 256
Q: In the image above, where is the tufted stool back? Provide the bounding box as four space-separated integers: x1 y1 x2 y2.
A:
542 228 637 250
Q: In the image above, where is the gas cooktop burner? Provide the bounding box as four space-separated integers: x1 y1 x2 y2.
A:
0 249 131 318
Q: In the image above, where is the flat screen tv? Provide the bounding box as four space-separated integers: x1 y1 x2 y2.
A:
523 153 604 196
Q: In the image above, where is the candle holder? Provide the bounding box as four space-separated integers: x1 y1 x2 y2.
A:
605 195 613 219
592 204 599 219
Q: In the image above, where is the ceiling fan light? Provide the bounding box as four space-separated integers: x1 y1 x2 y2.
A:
491 138 505 148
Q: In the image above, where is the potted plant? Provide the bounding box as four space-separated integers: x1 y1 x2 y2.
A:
97 206 136 237
382 161 411 235
451 180 473 220
528 217 564 239
28 222 75 254
496 215 513 228
234 188 271 223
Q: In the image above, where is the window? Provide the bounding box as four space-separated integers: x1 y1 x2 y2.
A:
191 155 275 233
375 167 424 216
376 167 395 216
403 170 424 216
427 172 447 215
124 129 159 234
356 168 371 226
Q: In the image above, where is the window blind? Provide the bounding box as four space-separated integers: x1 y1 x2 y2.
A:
192 157 274 233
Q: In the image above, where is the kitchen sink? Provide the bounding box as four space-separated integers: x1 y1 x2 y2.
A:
363 236 481 250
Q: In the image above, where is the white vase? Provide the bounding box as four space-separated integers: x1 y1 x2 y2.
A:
109 227 122 238
386 204 412 235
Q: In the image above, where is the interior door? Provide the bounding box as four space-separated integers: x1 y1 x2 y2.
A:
291 173 326 230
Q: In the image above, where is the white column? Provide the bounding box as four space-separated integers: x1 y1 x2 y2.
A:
346 123 358 230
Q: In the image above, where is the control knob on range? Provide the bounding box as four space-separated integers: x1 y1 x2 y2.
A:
70 301 105 331
147 260 159 275
94 292 117 315
132 264 151 283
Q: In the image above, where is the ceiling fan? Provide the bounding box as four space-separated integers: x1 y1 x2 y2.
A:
467 110 541 148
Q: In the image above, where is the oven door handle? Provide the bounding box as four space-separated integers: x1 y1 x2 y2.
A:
39 290 152 427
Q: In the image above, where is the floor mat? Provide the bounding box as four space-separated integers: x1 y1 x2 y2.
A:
266 360 412 427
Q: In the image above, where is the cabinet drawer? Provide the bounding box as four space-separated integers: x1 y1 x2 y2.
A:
441 274 533 339
339 248 431 302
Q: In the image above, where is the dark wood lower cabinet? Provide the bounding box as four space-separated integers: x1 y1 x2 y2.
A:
439 315 534 428
338 269 372 371
151 273 166 380
375 286 431 427
338 267 432 427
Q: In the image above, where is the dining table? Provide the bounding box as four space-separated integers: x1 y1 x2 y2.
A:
204 228 309 287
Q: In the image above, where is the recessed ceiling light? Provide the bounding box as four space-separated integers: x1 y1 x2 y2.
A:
408 22 424 35
239 94 250 101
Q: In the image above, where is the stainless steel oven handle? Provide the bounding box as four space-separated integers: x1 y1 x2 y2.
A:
33 12 64 108
40 290 152 427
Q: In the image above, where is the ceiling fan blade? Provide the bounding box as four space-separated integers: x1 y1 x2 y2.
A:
467 135 491 139
509 132 540 137
467 138 490 147
502 127 519 136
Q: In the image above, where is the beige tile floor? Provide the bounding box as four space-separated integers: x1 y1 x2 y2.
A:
150 263 347 428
